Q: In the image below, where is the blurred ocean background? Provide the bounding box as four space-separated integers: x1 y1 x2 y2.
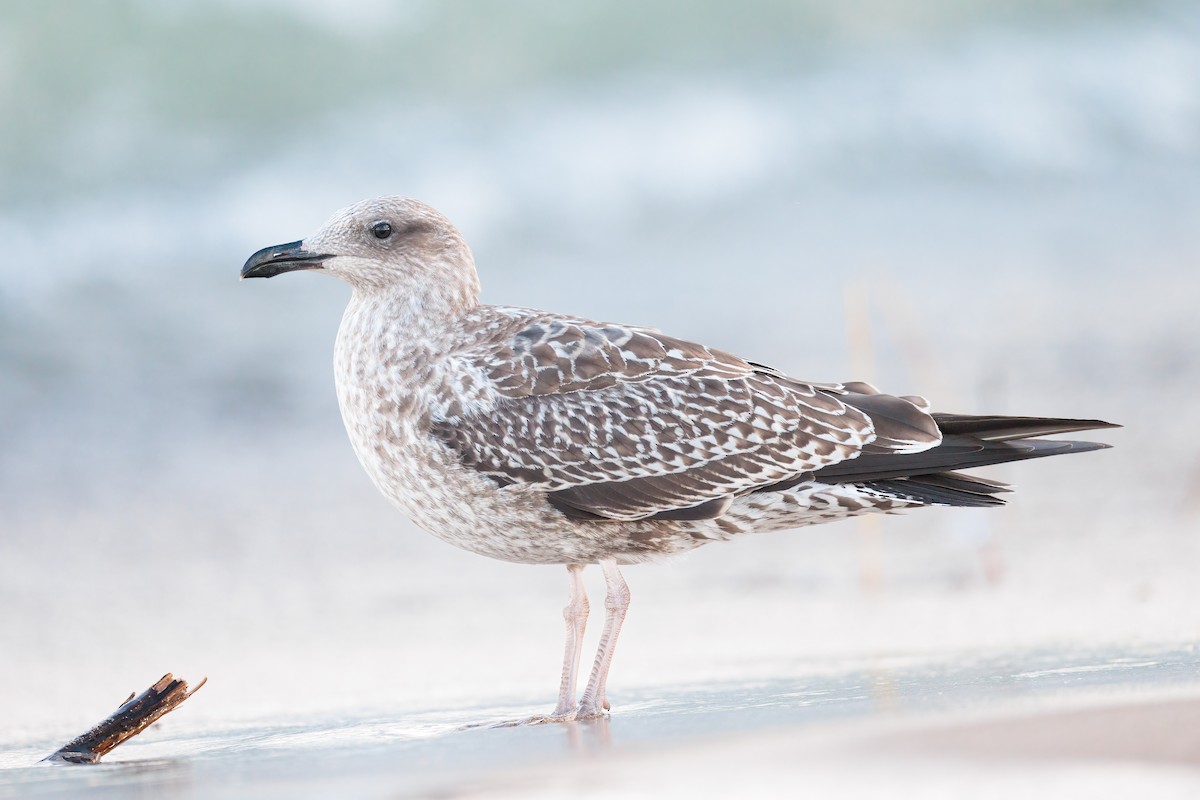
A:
1 1 1199 793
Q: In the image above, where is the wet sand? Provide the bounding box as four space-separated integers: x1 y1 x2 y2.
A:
3 644 1198 799
884 693 1200 767
466 691 1200 800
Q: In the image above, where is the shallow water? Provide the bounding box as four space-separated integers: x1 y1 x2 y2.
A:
3 643 1196 799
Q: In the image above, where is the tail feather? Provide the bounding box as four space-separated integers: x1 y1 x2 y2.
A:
868 475 1007 507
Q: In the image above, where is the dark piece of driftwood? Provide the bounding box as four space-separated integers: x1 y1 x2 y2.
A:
46 673 206 764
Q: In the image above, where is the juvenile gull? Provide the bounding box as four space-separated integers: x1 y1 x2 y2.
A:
241 196 1116 720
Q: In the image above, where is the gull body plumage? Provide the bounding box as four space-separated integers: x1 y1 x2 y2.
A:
242 196 1116 720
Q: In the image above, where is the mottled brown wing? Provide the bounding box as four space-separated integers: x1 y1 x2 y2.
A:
431 314 940 521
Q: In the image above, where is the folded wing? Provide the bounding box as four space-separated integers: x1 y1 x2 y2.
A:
430 315 941 521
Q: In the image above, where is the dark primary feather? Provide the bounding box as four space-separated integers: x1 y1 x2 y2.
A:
823 415 1117 508
811 436 1110 485
931 414 1118 441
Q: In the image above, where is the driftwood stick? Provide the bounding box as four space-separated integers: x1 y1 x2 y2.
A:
47 673 206 764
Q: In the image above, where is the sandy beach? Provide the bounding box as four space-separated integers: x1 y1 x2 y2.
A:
2 645 1198 798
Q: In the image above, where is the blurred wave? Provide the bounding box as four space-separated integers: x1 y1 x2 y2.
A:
5 0 1189 205
3 2 1196 446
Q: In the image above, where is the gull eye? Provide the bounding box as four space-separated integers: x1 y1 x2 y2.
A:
371 221 393 239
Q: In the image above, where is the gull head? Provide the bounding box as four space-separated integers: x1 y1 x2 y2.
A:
241 196 480 303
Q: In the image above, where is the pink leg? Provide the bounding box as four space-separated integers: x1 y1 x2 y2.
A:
576 560 630 718
552 563 589 717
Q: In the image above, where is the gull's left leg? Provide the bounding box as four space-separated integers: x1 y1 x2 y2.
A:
576 560 630 719
552 563 589 718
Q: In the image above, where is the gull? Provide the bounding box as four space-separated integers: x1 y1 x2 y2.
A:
241 196 1116 720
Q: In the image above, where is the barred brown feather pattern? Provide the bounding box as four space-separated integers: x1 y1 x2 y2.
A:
430 308 942 521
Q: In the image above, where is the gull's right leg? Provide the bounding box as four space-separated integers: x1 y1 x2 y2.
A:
552 563 589 718
576 560 630 719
